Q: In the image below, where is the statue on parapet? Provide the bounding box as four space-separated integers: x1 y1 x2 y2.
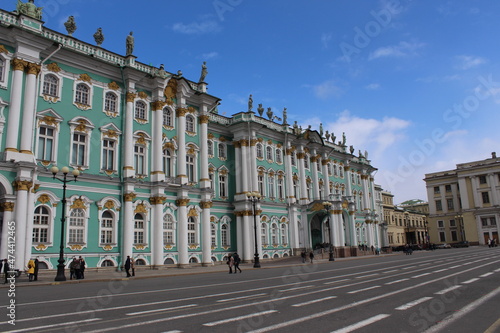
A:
342 132 346 145
64 16 77 36
126 31 134 56
282 107 288 125
93 27 104 46
266 107 273 120
293 121 299 135
325 130 330 142
16 0 42 20
319 123 324 136
257 104 264 117
350 145 354 154
199 61 208 82
248 95 253 112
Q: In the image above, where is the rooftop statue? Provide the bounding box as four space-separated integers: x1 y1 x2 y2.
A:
126 31 134 56
293 121 299 135
16 0 42 20
342 132 346 145
266 107 273 120
64 16 77 36
319 123 323 136
93 27 104 46
282 107 288 125
248 94 253 112
199 61 208 82
325 130 330 141
350 145 354 154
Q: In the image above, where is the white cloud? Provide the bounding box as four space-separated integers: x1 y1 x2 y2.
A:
321 33 332 49
172 20 221 35
313 80 344 99
200 52 219 60
365 83 380 90
369 41 425 60
455 55 486 70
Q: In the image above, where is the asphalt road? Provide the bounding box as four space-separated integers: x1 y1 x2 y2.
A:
1 247 499 333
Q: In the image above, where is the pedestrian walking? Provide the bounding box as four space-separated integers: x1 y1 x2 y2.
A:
309 251 314 263
27 259 35 282
79 256 86 279
69 257 78 280
131 257 135 277
124 256 132 277
227 254 234 274
33 258 39 281
233 253 242 273
301 251 306 263
0 259 10 284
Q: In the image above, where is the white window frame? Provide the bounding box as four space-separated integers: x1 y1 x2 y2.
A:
261 223 268 246
71 132 89 168
219 173 228 198
68 208 87 245
268 174 275 199
266 146 273 161
103 91 119 116
99 210 115 245
207 140 214 157
74 82 92 108
186 114 196 133
36 125 56 162
101 138 117 172
211 223 217 247
281 223 288 245
135 100 147 121
271 223 278 245
69 118 94 170
256 143 264 159
218 143 226 159
32 205 51 244
276 148 283 164
163 148 173 177
163 107 174 128
221 223 229 246
163 214 175 245
187 216 198 245
42 73 59 97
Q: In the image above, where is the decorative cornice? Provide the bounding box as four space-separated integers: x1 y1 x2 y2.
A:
12 58 27 71
296 152 305 159
240 139 249 147
38 194 51 204
13 180 33 191
138 91 148 99
26 62 41 76
176 107 188 117
151 100 166 111
135 203 147 214
2 202 15 212
78 73 92 84
0 45 8 54
250 139 258 146
70 198 87 210
46 62 61 72
108 81 120 91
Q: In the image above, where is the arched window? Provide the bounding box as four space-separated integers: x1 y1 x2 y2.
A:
207 140 214 156
69 208 85 244
219 173 227 198
186 115 195 132
218 143 226 158
281 224 288 244
256 143 263 159
304 154 310 169
75 83 90 105
135 101 147 120
104 92 118 113
258 174 265 196
186 154 195 182
100 211 114 244
134 213 145 244
33 206 50 243
268 175 275 198
266 146 273 161
261 223 268 245
101 260 115 267
211 223 216 247
43 74 59 97
221 224 229 246
187 217 196 244
271 223 278 245
163 108 173 127
276 149 283 164
163 214 174 245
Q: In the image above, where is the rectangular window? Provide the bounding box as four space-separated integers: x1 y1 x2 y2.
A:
451 230 458 241
482 192 490 204
479 175 487 184
449 219 456 227
102 139 115 170
37 127 54 161
439 231 446 242
447 198 454 210
134 145 146 175
219 174 227 197
186 155 195 182
72 133 86 166
445 184 452 192
435 200 442 211
437 220 444 228
434 186 440 194
134 220 144 244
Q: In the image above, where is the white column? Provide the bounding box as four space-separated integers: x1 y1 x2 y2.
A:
24 188 36 262
13 182 29 270
0 202 15 260
20 63 40 154
322 156 330 200
199 114 210 188
311 150 320 200
176 108 187 184
241 140 250 192
123 93 135 177
288 206 300 249
151 197 164 266
234 141 242 195
177 198 189 266
297 149 308 204
250 139 258 192
488 173 499 205
242 214 252 262
201 201 212 266
5 59 25 154
122 195 134 261
151 103 165 182
285 147 295 204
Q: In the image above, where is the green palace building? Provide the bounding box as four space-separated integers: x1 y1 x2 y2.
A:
0 1 383 271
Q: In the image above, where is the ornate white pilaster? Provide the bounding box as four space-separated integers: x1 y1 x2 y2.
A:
20 62 40 155
200 200 212 266
151 195 165 266
233 140 242 195
311 150 320 201
5 58 26 156
241 140 250 192
123 92 136 177
12 180 31 269
176 197 189 266
199 113 210 188
24 186 37 262
176 107 187 184
151 101 166 182
297 148 308 204
285 146 295 204
242 213 252 262
322 156 331 200
250 138 258 192
288 206 300 250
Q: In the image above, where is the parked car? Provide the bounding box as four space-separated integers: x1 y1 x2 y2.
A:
436 243 451 249
452 241 469 248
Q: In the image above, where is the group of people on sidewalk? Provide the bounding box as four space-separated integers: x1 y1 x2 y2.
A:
69 256 86 280
124 255 135 277
26 258 40 281
301 251 315 263
227 253 242 274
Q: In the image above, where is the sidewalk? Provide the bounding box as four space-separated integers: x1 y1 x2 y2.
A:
1 253 397 288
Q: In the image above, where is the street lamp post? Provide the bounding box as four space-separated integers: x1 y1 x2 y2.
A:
247 192 261 268
404 211 410 245
51 166 80 281
424 219 429 249
323 202 334 261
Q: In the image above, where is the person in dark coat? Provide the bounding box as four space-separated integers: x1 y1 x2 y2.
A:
124 256 132 277
0 259 10 284
33 258 39 281
301 251 306 263
79 256 86 279
309 251 314 263
233 253 242 273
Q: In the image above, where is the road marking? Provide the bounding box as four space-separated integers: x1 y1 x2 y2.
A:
449 265 461 269
217 293 267 302
347 285 380 294
385 278 409 285
162 331 183 333
494 268 500 272
462 278 480 284
203 310 277 327
395 297 433 310
292 296 337 307
324 278 350 285
402 266 416 270
483 316 500 333
413 272 431 278
383 269 399 273
480 272 493 277
127 304 197 316
355 273 379 279
279 285 313 292
3 318 101 333
330 314 390 333
435 285 461 295
423 286 500 333
433 269 447 273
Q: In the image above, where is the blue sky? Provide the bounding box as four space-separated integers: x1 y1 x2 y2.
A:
30 0 500 203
